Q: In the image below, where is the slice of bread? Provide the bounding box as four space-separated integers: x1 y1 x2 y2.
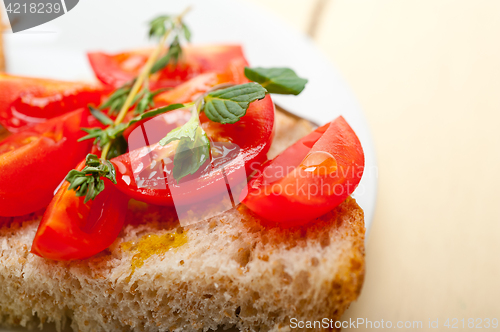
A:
0 111 365 332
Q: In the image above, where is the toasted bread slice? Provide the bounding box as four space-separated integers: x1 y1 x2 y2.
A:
0 111 365 332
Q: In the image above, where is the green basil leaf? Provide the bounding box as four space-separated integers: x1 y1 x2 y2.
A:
244 67 308 95
203 83 267 124
158 115 198 146
157 106 210 182
172 125 210 182
89 106 114 126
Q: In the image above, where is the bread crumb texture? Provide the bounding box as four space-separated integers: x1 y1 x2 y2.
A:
0 112 365 332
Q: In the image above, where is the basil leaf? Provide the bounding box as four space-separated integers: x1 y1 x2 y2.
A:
158 115 198 146
244 67 308 95
172 125 210 182
203 83 267 124
158 108 210 182
89 106 114 126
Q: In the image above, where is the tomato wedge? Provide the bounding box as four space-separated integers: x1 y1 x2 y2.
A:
0 73 106 132
31 161 129 261
112 94 275 206
242 116 364 227
88 45 249 89
0 108 98 217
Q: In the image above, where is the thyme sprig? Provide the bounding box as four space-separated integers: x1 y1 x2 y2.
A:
100 7 191 160
65 154 117 203
66 8 192 200
67 6 310 200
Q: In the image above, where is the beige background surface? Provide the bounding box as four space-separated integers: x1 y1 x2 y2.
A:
248 0 500 329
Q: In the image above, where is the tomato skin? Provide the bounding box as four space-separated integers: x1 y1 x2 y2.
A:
0 73 106 132
88 45 249 89
0 108 98 217
31 168 129 261
112 94 275 206
242 116 364 227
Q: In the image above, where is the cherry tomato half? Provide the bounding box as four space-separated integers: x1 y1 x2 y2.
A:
0 73 106 132
87 45 249 89
112 94 275 206
0 108 98 217
242 116 364 227
31 161 129 261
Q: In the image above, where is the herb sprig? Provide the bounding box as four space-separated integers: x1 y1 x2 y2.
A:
80 104 185 151
96 12 191 117
66 154 117 203
66 8 192 200
150 14 191 73
159 105 211 181
244 67 307 95
100 8 191 159
202 82 267 124
67 6 309 200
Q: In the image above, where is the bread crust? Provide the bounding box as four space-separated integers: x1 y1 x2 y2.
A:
0 112 365 332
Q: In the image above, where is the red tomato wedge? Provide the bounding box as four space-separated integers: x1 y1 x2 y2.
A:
112 94 275 206
0 108 98 217
88 45 249 89
31 161 129 261
242 116 364 227
0 73 106 132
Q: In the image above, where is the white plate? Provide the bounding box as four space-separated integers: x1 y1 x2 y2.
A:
1 1 377 331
